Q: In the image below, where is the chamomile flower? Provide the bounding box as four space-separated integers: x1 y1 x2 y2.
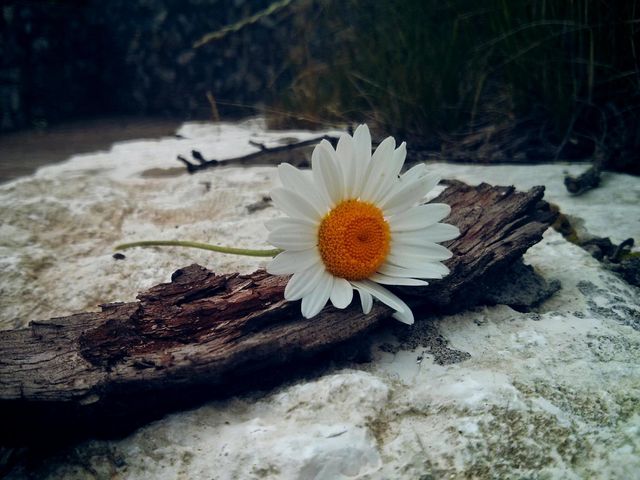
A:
266 125 458 324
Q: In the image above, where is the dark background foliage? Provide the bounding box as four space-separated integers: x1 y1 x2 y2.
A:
1 0 638 172
272 0 640 171
0 0 294 130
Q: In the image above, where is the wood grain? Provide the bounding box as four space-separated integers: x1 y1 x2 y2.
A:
0 181 556 444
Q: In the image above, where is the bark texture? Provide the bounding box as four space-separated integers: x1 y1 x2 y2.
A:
0 181 557 444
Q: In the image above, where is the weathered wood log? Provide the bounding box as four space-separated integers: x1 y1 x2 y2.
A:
0 181 557 445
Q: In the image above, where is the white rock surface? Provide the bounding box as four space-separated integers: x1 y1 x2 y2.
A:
1 121 639 479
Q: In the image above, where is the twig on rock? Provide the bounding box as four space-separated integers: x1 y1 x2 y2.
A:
552 208 638 286
564 165 602 195
178 135 338 173
563 145 607 195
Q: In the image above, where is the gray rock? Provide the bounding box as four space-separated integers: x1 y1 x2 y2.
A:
1 126 638 479
481 260 561 312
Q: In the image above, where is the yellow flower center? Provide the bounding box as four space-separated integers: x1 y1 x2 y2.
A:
318 199 391 281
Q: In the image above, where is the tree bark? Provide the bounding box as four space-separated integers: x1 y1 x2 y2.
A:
0 181 557 444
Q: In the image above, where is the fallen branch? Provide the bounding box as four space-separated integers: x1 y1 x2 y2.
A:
563 144 607 195
177 135 338 173
552 208 638 287
563 164 602 195
0 181 556 444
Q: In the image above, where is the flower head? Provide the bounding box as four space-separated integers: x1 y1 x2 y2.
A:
266 125 458 324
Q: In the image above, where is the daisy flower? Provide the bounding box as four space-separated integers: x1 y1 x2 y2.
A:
266 125 458 324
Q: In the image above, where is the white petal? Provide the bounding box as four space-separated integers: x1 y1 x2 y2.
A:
386 252 449 271
393 223 460 243
387 204 452 232
330 277 353 309
359 136 396 202
277 163 329 213
352 124 372 198
284 263 325 300
267 248 320 275
425 222 459 241
350 279 406 312
378 262 449 279
371 142 407 203
319 138 335 151
308 147 333 208
277 162 306 191
390 243 453 261
382 163 426 201
336 133 355 199
369 273 429 286
357 288 373 314
380 174 441 216
312 143 344 207
392 308 414 325
264 217 316 232
301 271 334 318
393 142 407 166
369 142 407 203
336 132 354 159
421 173 441 195
353 280 414 323
399 163 427 183
271 187 322 221
267 224 317 250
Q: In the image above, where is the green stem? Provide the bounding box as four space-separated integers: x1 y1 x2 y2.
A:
115 240 282 257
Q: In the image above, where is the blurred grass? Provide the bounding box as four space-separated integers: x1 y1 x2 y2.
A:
264 0 639 168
